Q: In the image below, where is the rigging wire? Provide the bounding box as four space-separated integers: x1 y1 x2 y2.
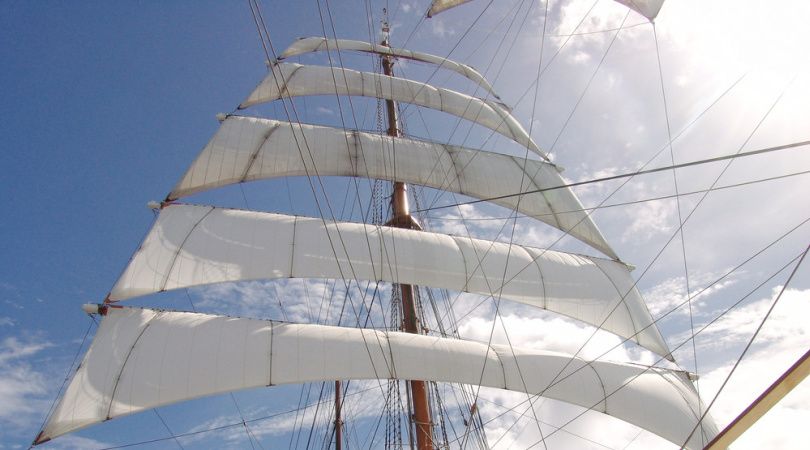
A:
461 8 633 445
424 167 810 222
247 1 395 446
516 73 801 450
483 248 807 449
532 249 809 449
420 2 556 448
314 2 438 446
652 21 703 445
414 139 810 213
679 244 810 449
90 214 808 450
93 385 383 450
245 1 402 410
152 410 185 450
471 211 810 444
391 7 564 447
65 2 806 449
548 10 631 155
32 318 95 447
431 72 751 339
416 0 603 213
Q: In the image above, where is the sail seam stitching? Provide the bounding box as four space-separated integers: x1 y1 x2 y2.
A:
105 310 163 420
591 259 641 345
159 206 216 293
239 123 280 183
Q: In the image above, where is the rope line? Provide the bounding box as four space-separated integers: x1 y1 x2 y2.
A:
415 139 810 213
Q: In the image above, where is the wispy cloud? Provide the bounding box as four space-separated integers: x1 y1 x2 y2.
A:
37 435 111 449
0 336 53 438
457 312 655 364
431 18 456 38
643 269 739 317
696 288 810 448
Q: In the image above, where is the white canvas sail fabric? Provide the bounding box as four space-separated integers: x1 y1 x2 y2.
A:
169 116 617 259
428 0 665 21
613 0 666 20
239 63 543 156
427 0 473 17
37 307 715 448
109 204 668 357
278 37 500 99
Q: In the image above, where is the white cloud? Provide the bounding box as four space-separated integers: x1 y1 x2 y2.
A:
569 50 591 65
694 286 809 353
621 199 675 242
0 336 52 437
690 288 810 449
37 435 111 449
643 270 738 317
457 312 655 364
431 18 456 38
191 279 388 328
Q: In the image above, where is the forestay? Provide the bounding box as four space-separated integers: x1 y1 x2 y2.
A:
109 204 669 358
278 37 500 99
239 63 543 156
36 307 716 448
169 115 617 259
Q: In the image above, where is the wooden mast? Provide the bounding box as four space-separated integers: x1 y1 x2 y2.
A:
334 380 343 450
380 17 434 450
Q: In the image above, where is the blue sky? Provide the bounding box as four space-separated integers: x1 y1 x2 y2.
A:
2 1 810 449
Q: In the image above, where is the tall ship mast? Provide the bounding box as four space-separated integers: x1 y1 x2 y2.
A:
23 1 810 449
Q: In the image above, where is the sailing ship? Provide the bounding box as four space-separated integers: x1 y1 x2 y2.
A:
31 0 809 448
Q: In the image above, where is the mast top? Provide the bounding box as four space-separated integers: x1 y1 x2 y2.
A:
381 8 390 45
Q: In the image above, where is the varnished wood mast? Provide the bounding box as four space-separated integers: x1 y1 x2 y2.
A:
382 28 435 450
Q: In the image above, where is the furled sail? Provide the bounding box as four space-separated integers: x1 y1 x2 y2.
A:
239 63 543 157
169 115 617 259
428 0 666 21
36 307 715 448
108 204 669 358
277 37 500 99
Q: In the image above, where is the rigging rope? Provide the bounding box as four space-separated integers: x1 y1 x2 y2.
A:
415 139 810 213
548 10 631 155
32 318 95 448
652 21 703 445
679 244 810 449
424 168 810 222
518 74 801 446
468 214 809 446
152 410 185 449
